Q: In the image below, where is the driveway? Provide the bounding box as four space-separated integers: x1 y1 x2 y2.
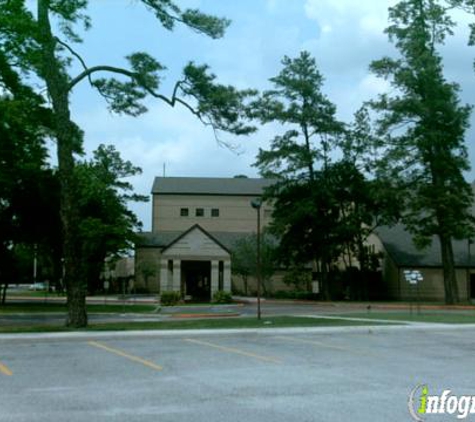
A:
1 325 474 421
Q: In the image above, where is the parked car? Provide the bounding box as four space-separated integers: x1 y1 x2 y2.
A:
28 282 47 291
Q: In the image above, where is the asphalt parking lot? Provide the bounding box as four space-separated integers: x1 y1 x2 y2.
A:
1 326 474 422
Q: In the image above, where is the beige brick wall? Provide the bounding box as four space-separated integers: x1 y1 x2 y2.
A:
382 254 471 301
152 194 272 233
396 268 469 301
231 271 295 295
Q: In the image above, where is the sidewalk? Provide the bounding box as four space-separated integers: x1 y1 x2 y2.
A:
1 320 475 342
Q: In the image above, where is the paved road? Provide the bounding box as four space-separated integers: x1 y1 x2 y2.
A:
2 299 474 327
1 325 474 421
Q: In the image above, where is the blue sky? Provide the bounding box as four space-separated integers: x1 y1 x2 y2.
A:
59 0 475 230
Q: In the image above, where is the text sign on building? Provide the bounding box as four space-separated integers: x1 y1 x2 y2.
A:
404 270 423 285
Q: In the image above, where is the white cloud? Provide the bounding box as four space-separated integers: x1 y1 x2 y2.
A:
359 74 391 97
304 0 397 39
74 99 270 229
64 0 475 228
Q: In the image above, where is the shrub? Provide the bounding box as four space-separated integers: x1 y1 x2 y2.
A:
282 266 312 291
134 287 150 294
160 291 181 306
212 290 233 304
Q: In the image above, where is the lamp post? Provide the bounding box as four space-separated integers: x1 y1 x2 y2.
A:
251 198 262 320
468 239 473 300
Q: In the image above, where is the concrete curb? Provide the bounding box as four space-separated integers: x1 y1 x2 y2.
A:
1 322 475 342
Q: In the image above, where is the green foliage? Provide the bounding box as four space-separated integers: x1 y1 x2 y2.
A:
181 63 257 135
252 52 346 300
231 231 278 295
282 266 312 291
212 291 233 304
252 51 344 180
49 0 91 42
0 0 254 324
137 260 157 290
160 291 181 306
140 0 230 38
75 144 147 293
134 287 151 295
0 1 38 70
0 51 57 302
369 0 475 303
268 166 375 269
252 51 397 300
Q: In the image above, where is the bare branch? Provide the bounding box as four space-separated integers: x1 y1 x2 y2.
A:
68 65 137 91
55 37 91 86
69 65 188 110
68 63 242 149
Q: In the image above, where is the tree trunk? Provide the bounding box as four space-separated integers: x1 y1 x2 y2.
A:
1 282 6 305
439 233 459 305
320 259 330 301
37 0 87 327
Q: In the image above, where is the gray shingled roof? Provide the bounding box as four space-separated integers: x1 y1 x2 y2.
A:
151 177 275 196
136 230 251 251
376 224 475 268
377 181 475 267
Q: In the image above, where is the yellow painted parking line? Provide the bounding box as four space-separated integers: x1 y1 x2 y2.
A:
432 330 475 340
184 338 282 364
88 341 163 371
274 336 378 357
0 361 12 376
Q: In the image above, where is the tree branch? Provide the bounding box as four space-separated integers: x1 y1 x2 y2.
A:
69 65 137 91
55 37 93 86
69 65 215 126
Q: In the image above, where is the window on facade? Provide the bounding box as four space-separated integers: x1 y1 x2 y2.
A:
195 208 204 217
211 208 220 217
180 208 189 217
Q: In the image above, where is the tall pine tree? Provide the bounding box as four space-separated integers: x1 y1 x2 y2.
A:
370 0 474 303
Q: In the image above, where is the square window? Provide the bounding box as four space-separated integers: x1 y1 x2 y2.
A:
195 208 204 217
180 208 189 217
211 208 219 217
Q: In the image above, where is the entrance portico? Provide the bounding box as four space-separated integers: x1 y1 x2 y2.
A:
159 225 231 300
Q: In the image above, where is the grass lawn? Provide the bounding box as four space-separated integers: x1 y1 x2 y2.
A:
0 302 158 314
0 316 394 334
335 311 475 324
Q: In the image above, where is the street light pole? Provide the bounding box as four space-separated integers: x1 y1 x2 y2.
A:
251 198 262 320
468 238 473 300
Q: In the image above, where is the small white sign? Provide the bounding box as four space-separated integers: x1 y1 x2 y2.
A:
404 270 423 285
312 281 319 294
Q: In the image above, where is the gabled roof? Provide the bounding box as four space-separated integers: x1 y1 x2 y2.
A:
135 227 248 252
135 231 182 248
161 224 231 254
151 177 275 196
376 224 475 268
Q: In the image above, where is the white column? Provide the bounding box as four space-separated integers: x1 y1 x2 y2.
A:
173 259 181 294
211 260 219 299
160 259 168 293
223 259 231 293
